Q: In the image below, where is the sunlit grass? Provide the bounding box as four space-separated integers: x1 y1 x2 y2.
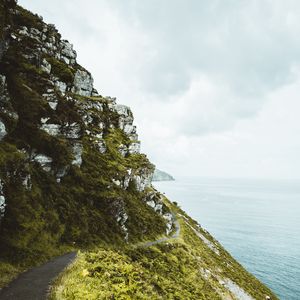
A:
50 201 278 300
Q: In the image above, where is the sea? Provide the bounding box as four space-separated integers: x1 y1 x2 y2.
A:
154 177 300 300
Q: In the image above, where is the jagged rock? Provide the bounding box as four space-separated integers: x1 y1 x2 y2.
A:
60 40 76 60
72 69 93 96
30 27 41 37
143 191 175 235
92 88 99 96
17 26 41 42
163 213 173 235
0 75 6 89
83 116 93 127
129 132 138 141
49 101 58 110
96 139 106 153
95 132 103 139
145 192 164 214
41 58 51 74
128 142 140 154
63 123 81 139
114 104 130 116
40 123 61 136
115 105 133 127
42 91 58 110
54 80 67 94
0 74 16 120
80 99 104 128
112 198 129 242
17 26 29 36
133 168 153 192
61 56 70 65
118 144 128 157
113 104 140 141
0 120 7 140
71 142 83 166
22 174 32 191
123 124 135 135
123 172 131 190
106 96 117 109
0 180 6 220
112 179 121 186
89 101 103 111
32 154 53 172
41 117 50 124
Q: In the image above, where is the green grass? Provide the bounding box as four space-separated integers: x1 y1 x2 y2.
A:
0 4 280 299
46 56 75 83
0 262 23 288
49 199 279 300
0 242 75 289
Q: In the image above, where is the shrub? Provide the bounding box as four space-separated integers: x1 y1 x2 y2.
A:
13 6 43 30
47 57 75 83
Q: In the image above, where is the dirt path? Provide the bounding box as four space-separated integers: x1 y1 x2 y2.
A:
0 252 76 300
139 212 181 247
0 213 180 300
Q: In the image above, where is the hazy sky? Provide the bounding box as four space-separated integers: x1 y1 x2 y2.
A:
20 0 300 179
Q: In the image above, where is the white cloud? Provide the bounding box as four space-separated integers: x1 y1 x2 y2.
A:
19 0 300 179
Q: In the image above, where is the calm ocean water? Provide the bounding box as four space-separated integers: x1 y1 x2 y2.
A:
154 177 300 300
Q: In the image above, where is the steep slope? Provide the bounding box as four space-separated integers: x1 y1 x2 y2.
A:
0 0 171 283
50 199 278 300
0 1 279 299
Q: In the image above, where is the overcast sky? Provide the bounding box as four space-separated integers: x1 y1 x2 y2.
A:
20 0 300 179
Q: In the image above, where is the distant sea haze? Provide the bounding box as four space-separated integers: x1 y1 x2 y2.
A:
154 177 300 300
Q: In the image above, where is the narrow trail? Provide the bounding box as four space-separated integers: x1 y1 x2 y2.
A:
0 212 180 300
0 252 76 300
138 212 181 247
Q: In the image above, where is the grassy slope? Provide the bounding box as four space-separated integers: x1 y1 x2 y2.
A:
49 198 279 300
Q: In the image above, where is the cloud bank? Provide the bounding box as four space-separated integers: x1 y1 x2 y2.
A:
19 0 300 179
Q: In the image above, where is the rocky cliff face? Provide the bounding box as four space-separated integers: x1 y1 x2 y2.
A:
0 0 171 260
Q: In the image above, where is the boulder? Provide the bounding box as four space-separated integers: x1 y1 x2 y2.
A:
40 123 61 136
33 154 53 172
96 140 106 154
133 168 153 192
41 58 51 74
54 80 67 94
72 69 93 96
0 120 7 140
0 180 5 219
71 142 83 166
128 142 140 154
60 40 77 60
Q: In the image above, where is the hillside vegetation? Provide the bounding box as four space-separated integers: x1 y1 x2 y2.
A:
0 1 278 299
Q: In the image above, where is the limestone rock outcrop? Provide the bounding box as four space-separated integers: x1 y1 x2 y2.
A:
0 1 166 244
0 180 5 220
0 119 6 140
